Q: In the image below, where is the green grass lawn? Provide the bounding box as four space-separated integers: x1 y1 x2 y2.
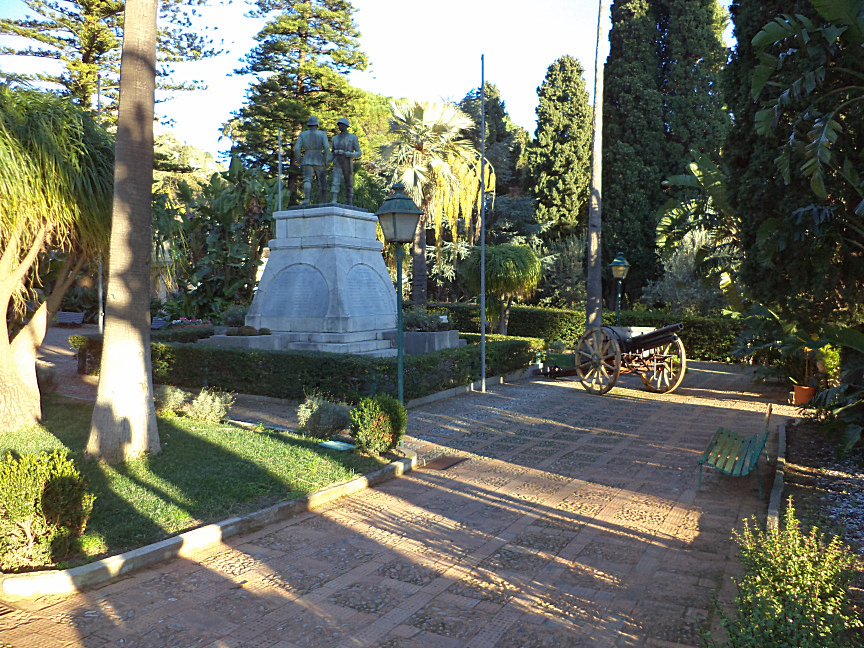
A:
2 394 386 569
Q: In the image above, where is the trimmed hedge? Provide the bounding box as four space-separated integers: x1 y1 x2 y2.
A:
147 336 544 403
70 328 216 374
436 303 741 362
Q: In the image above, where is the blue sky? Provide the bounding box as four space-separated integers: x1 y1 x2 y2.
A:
0 0 733 159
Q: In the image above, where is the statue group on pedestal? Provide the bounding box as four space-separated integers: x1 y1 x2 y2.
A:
294 116 362 206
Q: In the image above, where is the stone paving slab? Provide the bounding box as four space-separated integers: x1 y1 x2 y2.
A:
3 352 801 647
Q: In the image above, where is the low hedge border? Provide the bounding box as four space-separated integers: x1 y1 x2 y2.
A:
437 304 741 362
71 335 544 403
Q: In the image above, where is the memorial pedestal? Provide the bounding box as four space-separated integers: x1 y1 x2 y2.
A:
204 205 397 357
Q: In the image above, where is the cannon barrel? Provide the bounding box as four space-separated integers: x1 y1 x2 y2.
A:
623 322 684 352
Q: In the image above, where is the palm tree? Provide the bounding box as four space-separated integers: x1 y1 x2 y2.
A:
464 244 541 335
87 0 160 462
0 87 112 431
379 101 492 306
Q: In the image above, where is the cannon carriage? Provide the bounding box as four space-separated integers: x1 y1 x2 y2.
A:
575 323 686 395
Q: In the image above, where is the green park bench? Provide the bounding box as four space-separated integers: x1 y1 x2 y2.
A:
698 404 773 498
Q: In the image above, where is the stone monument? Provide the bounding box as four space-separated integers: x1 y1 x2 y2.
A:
203 118 396 356
211 203 398 356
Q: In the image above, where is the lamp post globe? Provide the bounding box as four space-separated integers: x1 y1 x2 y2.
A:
609 253 630 327
376 184 423 405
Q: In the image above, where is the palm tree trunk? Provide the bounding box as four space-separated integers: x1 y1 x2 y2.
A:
411 217 428 306
0 227 47 430
586 0 607 330
87 0 160 463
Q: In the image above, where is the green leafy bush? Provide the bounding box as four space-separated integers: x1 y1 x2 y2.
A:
151 336 543 403
723 501 862 647
227 325 260 336
437 303 740 361
153 385 190 414
221 304 249 327
0 450 95 571
187 389 235 423
373 394 407 449
349 398 393 455
402 305 449 331
297 394 352 439
72 328 216 374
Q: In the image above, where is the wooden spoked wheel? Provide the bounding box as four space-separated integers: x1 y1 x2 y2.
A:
576 328 621 395
639 335 687 393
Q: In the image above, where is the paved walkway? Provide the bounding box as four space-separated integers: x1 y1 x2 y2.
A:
2 326 798 647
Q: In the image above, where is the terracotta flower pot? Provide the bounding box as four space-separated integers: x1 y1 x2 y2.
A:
793 385 817 406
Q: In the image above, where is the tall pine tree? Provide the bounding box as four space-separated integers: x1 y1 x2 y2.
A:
459 82 529 196
602 0 728 296
0 0 219 116
227 0 368 183
526 55 593 237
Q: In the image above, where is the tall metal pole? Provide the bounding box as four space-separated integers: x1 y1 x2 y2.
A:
96 73 104 334
278 128 283 211
480 54 487 393
586 0 607 331
396 246 405 405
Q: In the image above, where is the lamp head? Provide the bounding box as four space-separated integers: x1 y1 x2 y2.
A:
375 183 423 243
610 252 630 280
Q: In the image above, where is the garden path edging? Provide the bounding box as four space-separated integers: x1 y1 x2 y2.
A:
0 450 416 600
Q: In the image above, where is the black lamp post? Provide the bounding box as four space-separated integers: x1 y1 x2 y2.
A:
609 252 630 327
376 183 423 405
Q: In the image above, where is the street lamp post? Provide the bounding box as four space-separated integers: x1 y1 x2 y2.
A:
609 252 630 327
376 184 423 405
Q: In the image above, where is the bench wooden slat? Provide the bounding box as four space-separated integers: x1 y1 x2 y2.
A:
731 436 758 477
698 404 773 498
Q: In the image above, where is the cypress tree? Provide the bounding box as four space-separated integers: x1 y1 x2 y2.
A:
602 0 729 297
526 55 593 237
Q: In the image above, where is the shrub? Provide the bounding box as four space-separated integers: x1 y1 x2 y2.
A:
151 336 544 403
350 398 393 455
221 304 249 327
373 394 407 449
153 385 189 414
723 500 862 647
403 305 449 331
227 325 259 337
187 389 235 423
297 394 352 439
0 450 95 571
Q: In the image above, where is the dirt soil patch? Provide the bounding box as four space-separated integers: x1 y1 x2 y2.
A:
783 419 864 642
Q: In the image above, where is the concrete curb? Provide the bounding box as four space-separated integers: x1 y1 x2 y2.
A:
767 421 788 530
0 449 417 600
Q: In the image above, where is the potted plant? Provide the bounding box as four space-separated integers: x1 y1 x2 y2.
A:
783 331 830 406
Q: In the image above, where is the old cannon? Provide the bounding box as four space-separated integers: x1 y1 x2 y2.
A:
575 323 686 395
